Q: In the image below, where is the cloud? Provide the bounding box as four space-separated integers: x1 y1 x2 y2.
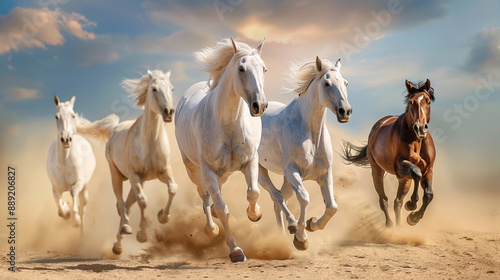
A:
132 30 212 55
465 28 500 73
0 7 96 55
5 87 41 101
70 34 127 67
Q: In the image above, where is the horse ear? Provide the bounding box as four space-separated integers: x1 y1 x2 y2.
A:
231 37 238 53
335 58 341 70
256 38 265 55
424 79 431 91
70 95 76 106
315 56 322 72
147 70 153 79
54 95 60 107
165 71 171 78
405 80 414 92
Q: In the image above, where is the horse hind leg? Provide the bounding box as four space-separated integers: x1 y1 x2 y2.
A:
109 162 130 255
372 166 393 227
258 165 297 234
394 179 411 226
284 165 310 251
158 165 178 224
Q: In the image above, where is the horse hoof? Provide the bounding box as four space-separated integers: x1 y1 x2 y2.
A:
287 224 298 234
112 244 122 255
120 224 133 235
229 249 247 263
59 210 71 220
158 209 169 224
211 204 218 219
246 207 262 222
405 201 417 211
293 235 309 251
407 213 419 226
204 224 219 238
136 230 148 243
306 217 317 232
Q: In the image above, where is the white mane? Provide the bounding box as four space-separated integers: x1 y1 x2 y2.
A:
286 58 338 96
195 38 256 91
121 70 171 108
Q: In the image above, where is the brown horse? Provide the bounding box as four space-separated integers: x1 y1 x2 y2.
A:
343 79 436 227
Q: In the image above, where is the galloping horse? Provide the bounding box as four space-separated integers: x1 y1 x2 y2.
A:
175 38 267 262
343 80 436 227
47 95 96 231
77 70 178 255
258 57 352 250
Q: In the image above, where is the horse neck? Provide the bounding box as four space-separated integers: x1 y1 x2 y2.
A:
401 112 420 144
295 82 327 139
139 101 165 142
208 66 246 124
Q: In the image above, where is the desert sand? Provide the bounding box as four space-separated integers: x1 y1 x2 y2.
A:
1 122 499 279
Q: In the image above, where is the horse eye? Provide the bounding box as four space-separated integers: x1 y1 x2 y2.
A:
345 81 349 86
428 101 431 105
239 66 245 73
72 115 76 118
55 115 59 120
264 67 267 73
325 82 330 87
152 88 157 92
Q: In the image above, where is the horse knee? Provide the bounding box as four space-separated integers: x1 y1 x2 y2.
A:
168 182 178 195
137 194 147 209
424 191 434 202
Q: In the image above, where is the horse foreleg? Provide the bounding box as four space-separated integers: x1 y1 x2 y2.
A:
78 185 89 233
284 165 309 250
397 159 422 211
408 170 434 226
307 170 338 232
372 166 393 227
129 174 148 243
52 186 70 220
70 180 84 228
394 179 411 226
202 165 245 262
258 165 297 234
109 163 129 255
243 158 262 222
158 165 178 224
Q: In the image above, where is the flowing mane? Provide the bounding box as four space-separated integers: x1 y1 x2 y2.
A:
121 70 170 109
286 58 338 96
404 80 435 112
195 38 256 91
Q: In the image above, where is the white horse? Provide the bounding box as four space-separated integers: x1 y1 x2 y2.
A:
77 70 178 255
258 57 351 250
46 95 96 231
175 38 267 262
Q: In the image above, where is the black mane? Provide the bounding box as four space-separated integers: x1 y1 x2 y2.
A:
404 80 435 112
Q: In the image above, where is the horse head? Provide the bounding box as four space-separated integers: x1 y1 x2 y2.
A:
231 37 268 117
405 79 434 139
316 57 352 123
54 95 77 149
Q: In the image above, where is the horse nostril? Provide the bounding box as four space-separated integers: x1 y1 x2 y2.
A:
338 107 346 116
170 109 175 115
69 137 72 142
346 108 352 116
252 102 259 113
60 137 64 143
163 108 169 115
424 124 429 129
413 124 418 131
265 102 269 109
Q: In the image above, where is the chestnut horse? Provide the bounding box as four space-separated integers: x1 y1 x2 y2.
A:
343 79 435 227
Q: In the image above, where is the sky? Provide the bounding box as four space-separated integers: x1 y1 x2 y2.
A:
0 0 499 187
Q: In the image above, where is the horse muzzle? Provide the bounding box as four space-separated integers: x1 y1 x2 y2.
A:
162 108 175 123
60 136 72 148
250 101 268 117
413 122 428 139
336 106 352 123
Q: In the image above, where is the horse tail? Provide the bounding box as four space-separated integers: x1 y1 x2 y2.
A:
342 140 370 167
77 114 119 143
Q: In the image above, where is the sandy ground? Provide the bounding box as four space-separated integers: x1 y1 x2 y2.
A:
1 123 499 279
